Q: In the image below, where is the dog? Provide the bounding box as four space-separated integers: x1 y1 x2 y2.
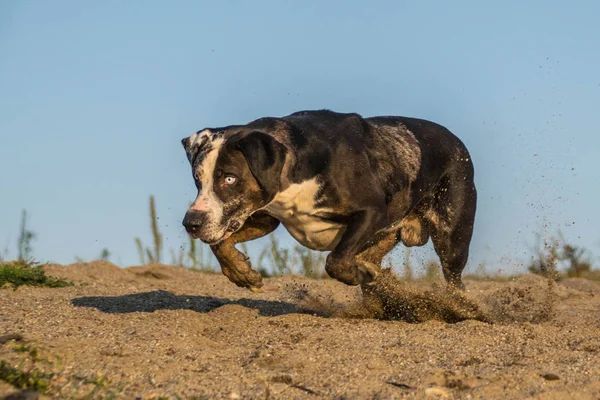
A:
181 110 476 291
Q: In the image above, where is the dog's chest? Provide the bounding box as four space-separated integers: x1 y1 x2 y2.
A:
263 179 345 251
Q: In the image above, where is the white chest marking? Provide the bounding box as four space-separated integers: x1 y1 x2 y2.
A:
263 179 345 251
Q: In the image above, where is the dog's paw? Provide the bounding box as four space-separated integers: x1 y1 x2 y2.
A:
325 257 380 286
359 261 381 285
355 261 380 285
221 264 264 290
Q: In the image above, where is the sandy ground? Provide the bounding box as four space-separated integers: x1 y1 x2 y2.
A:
1 261 600 399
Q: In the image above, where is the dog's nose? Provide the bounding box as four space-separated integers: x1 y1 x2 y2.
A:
182 210 207 233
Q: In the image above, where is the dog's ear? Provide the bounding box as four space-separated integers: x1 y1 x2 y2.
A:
181 133 199 163
234 131 287 203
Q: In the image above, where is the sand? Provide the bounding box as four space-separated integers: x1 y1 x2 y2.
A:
1 261 599 399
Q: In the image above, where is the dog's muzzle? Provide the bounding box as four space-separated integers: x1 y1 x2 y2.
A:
182 210 207 237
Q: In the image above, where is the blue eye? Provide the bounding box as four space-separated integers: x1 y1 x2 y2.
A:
224 176 237 185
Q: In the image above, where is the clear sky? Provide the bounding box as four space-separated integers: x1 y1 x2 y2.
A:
1 0 599 274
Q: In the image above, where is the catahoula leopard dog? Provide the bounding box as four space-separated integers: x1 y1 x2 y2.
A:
181 110 476 292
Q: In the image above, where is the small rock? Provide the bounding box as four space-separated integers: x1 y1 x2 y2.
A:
270 374 293 384
386 381 413 390
425 387 449 398
541 373 560 381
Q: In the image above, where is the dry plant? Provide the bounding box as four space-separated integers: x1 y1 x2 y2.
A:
528 231 596 280
134 195 163 264
17 210 36 262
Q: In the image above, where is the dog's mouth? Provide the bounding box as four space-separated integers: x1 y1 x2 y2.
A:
187 220 243 245
195 236 225 246
198 221 243 245
207 221 242 244
186 229 224 246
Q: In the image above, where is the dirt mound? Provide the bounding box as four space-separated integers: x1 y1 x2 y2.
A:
44 260 125 283
359 269 488 323
286 270 487 323
559 277 600 294
127 264 191 280
44 261 205 285
476 274 557 324
287 270 565 325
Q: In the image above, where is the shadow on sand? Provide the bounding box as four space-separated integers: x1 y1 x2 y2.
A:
72 290 308 317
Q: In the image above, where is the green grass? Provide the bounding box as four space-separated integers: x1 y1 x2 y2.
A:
0 360 50 393
0 260 73 290
14 344 42 362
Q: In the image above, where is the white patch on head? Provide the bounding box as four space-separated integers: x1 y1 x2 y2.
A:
196 128 212 140
263 179 345 251
190 135 227 242
187 131 199 146
184 129 218 160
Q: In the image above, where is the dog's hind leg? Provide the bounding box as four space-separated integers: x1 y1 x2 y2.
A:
426 173 477 291
210 212 280 291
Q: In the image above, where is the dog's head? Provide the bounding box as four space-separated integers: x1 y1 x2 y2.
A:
181 127 287 244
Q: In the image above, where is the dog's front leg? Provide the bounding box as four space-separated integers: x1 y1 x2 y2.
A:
210 212 280 291
325 207 388 285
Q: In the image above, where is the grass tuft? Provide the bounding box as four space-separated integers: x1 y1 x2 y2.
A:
14 344 41 362
0 260 74 290
0 360 49 392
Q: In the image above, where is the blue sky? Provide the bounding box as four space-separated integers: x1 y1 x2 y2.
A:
1 0 599 274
